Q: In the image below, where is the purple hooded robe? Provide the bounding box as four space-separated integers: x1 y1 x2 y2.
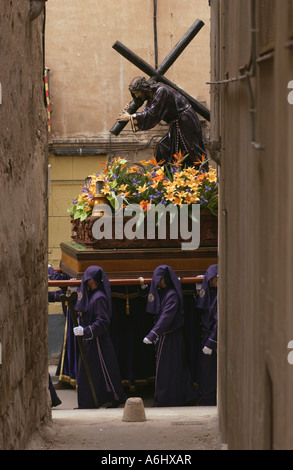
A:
196 264 218 405
145 265 197 406
74 266 125 408
48 266 78 387
130 82 207 167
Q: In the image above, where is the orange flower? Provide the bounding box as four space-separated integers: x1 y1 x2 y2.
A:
194 154 206 166
153 173 164 182
139 200 150 212
148 157 165 166
173 150 186 166
197 173 206 181
173 149 184 161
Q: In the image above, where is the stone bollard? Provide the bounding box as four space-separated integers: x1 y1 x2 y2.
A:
122 397 147 422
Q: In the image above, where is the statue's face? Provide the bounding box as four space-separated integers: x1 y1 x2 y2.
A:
132 90 146 100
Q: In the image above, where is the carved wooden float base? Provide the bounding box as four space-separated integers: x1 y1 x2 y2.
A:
61 242 218 279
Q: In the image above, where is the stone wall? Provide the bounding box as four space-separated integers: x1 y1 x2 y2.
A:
0 2 50 449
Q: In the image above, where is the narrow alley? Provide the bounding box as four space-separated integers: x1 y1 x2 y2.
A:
26 366 222 451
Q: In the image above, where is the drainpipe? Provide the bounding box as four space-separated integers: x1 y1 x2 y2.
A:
153 0 158 69
30 0 47 22
207 0 221 165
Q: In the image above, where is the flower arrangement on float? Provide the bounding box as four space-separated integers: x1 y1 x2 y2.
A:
67 152 218 222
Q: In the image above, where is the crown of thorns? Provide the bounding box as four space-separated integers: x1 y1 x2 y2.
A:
129 77 149 92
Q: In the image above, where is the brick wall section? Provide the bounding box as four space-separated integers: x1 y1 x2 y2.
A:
0 3 50 449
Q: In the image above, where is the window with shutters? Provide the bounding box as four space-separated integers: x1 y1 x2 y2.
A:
257 0 276 55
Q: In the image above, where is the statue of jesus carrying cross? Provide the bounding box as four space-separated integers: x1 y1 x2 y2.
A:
117 75 207 167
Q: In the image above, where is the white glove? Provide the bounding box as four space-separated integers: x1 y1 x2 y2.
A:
73 326 84 336
203 346 212 355
143 337 152 344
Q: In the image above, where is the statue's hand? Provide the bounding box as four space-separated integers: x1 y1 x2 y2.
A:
117 111 131 122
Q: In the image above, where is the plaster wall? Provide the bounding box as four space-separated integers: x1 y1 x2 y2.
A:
0 2 50 449
45 0 211 139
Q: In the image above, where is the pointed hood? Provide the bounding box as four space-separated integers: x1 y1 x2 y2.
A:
146 265 184 316
75 265 112 316
197 264 218 310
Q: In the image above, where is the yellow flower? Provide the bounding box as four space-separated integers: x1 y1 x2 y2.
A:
148 178 161 189
137 183 147 193
127 166 138 173
101 183 111 195
177 190 188 198
184 192 198 204
164 189 175 202
77 193 88 203
206 169 217 182
173 194 183 206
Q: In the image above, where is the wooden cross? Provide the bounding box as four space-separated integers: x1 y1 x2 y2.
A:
110 19 210 136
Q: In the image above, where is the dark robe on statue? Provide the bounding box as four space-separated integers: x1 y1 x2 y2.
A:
145 265 197 406
130 82 206 167
74 266 126 408
196 264 218 406
48 266 78 387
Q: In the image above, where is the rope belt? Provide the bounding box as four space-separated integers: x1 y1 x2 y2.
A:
173 106 191 155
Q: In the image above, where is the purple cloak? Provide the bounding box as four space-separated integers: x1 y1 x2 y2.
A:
131 83 206 166
75 266 125 408
145 265 197 406
196 264 218 405
197 264 218 351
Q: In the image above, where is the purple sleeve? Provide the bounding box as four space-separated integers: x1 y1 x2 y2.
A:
48 290 61 302
146 291 178 343
83 296 110 340
205 314 218 351
134 87 167 131
48 266 68 281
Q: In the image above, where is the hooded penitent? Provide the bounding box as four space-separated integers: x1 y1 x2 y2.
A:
144 264 197 406
146 264 184 316
75 265 112 316
196 264 218 406
74 265 125 408
197 264 218 311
